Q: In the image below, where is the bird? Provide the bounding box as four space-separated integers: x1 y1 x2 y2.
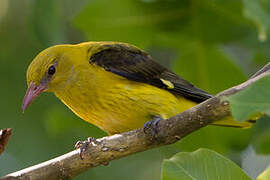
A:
22 41 253 136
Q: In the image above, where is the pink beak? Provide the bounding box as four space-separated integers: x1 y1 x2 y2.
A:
22 82 48 112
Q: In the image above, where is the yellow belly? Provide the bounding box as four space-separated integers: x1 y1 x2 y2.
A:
90 84 196 134
55 65 196 134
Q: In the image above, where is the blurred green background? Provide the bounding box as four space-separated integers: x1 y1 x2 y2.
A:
0 0 270 179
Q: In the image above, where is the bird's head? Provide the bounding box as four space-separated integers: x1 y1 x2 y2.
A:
22 44 84 112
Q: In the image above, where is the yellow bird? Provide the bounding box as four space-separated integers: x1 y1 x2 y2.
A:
22 42 252 136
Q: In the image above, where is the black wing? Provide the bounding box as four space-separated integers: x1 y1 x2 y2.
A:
89 43 212 103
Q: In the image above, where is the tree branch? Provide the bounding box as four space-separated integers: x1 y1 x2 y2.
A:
0 128 12 156
1 64 270 180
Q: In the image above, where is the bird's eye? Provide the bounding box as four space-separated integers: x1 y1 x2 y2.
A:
48 65 56 75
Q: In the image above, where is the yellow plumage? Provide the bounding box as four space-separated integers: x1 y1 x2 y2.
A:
23 41 252 135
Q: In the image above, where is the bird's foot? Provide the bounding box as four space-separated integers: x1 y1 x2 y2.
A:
143 116 163 138
75 137 97 160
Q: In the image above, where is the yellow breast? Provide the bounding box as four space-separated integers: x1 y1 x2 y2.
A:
54 63 196 134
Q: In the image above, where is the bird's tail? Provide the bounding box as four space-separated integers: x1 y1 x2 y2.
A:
176 95 260 128
211 115 260 128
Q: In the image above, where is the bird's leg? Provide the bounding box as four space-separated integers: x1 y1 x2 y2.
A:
143 116 163 138
74 137 97 160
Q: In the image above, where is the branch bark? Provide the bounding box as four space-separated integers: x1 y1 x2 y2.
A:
0 128 12 156
2 64 270 180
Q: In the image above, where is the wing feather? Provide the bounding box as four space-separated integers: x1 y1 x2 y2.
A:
89 43 212 103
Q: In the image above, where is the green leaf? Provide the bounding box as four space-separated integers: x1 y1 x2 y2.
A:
252 116 270 154
242 0 270 42
162 148 251 180
257 165 270 180
227 75 270 122
253 130 270 154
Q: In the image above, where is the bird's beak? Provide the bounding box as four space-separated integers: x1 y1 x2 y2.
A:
22 82 48 112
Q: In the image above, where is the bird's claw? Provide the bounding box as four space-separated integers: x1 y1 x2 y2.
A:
75 137 97 160
143 116 162 138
